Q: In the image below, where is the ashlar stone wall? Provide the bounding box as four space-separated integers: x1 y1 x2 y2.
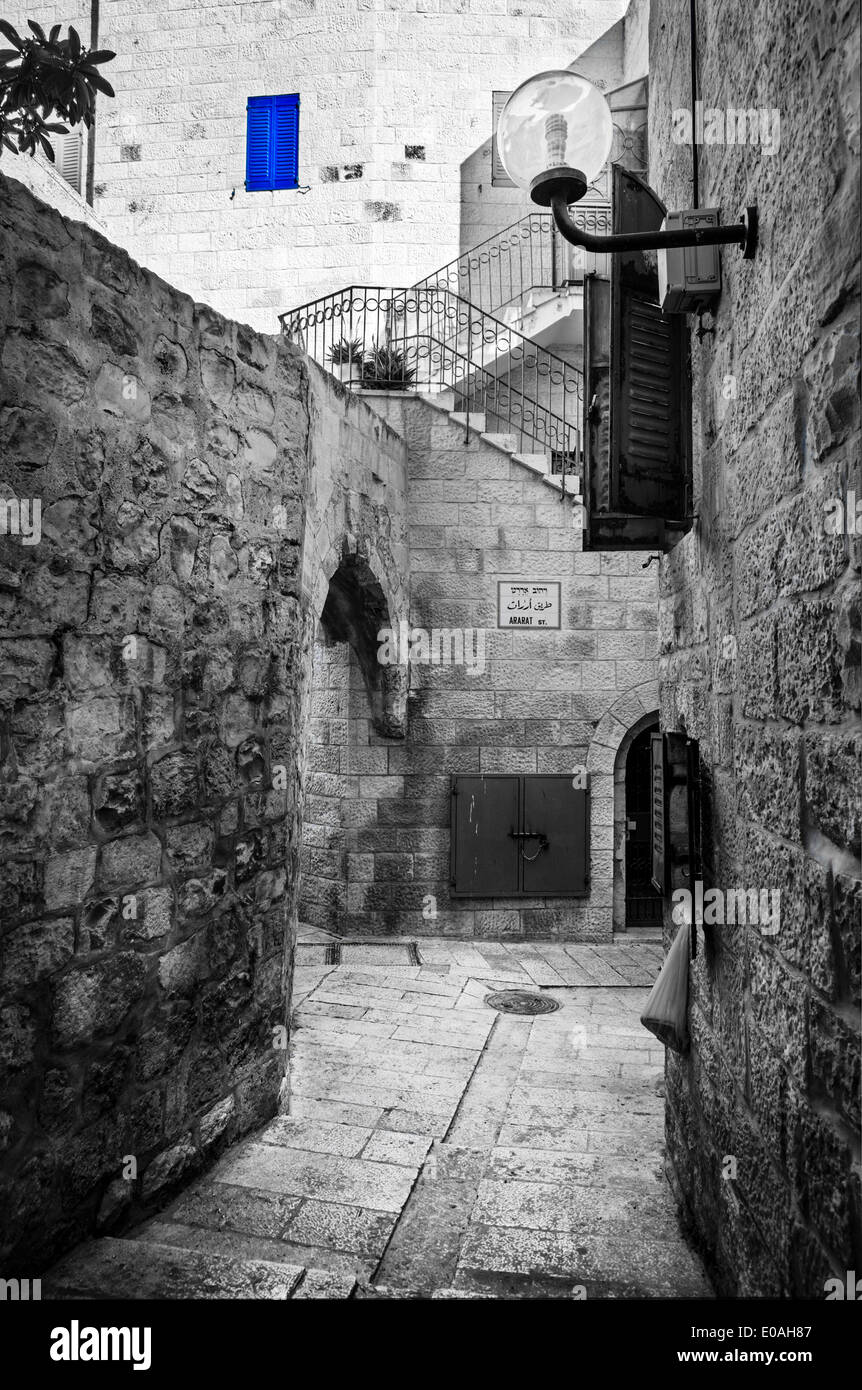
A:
0 169 316 1272
650 0 861 1296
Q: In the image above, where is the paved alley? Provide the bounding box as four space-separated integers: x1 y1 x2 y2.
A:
46 937 712 1300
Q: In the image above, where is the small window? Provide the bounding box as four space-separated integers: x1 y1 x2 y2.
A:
491 91 514 187
56 129 83 194
246 94 299 192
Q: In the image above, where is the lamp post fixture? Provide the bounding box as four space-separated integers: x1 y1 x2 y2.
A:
497 70 757 260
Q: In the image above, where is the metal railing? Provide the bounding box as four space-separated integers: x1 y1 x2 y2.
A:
412 204 613 319
279 285 583 485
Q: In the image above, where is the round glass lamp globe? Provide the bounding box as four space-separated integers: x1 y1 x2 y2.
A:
497 70 614 193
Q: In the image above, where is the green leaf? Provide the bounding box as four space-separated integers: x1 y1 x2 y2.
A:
49 24 60 44
38 131 55 160
0 48 20 62
84 50 116 65
27 19 46 42
43 121 69 133
68 25 80 60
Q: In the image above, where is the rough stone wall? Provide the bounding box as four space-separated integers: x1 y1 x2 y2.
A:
294 363 409 938
0 170 314 1271
301 391 659 940
649 0 861 1294
8 0 628 329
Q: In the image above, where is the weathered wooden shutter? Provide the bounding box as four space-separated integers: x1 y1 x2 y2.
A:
491 91 514 187
56 130 83 193
650 732 668 894
522 776 589 896
582 165 692 550
451 776 519 896
650 733 701 898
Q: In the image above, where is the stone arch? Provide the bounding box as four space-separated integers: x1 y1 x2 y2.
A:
586 681 659 932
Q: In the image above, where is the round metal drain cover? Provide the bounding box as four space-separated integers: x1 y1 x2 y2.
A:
485 990 561 1016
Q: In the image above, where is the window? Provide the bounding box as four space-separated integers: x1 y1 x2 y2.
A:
245 94 299 192
56 129 83 194
451 775 589 897
491 91 515 187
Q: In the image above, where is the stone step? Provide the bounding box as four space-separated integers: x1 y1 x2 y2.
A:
449 411 486 432
512 451 549 474
480 431 519 451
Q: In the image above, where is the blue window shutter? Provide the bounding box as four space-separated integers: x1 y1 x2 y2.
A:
272 95 299 189
246 97 273 191
246 94 299 192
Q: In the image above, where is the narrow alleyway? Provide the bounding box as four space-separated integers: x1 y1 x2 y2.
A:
45 934 712 1300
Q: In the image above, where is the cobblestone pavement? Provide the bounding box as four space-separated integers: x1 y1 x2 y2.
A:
46 937 713 1299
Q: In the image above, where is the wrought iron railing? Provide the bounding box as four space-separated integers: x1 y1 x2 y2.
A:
413 204 613 319
279 286 583 483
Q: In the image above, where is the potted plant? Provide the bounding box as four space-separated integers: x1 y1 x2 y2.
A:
327 335 364 385
361 341 416 391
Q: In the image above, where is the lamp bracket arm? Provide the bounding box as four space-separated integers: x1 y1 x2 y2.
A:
550 196 757 259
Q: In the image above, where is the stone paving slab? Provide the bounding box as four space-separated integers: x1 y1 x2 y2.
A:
216 1142 419 1212
44 1237 305 1300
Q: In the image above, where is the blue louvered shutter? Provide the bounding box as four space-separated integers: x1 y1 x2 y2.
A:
272 95 299 189
246 97 273 190
246 95 299 192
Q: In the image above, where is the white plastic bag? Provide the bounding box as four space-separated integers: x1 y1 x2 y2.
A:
640 923 691 1052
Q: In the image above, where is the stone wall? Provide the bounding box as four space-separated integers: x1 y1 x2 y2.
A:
3 0 629 330
0 170 317 1272
299 391 659 940
649 0 861 1295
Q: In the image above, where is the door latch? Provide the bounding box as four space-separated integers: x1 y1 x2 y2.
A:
509 829 549 862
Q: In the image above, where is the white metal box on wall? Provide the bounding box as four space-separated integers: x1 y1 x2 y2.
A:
657 208 722 313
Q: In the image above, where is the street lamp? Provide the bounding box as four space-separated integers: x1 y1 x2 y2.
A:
497 69 757 260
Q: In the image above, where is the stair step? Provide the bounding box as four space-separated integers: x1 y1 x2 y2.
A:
449 412 486 432
419 388 455 410
481 432 518 451
512 452 549 474
43 1236 306 1300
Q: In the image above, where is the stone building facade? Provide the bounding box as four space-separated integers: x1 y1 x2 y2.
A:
650 0 860 1297
299 391 658 940
8 0 642 330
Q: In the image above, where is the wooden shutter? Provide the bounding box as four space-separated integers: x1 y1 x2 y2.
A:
650 732 667 894
522 776 589 896
582 165 692 550
246 97 273 191
650 733 701 897
272 94 300 189
56 130 83 193
451 775 589 897
451 776 519 896
491 91 514 187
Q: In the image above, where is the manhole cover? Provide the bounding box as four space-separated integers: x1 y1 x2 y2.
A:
485 990 561 1015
